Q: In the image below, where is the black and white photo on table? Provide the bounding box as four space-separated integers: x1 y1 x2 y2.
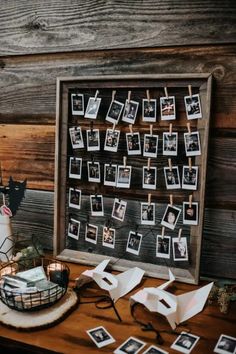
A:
143 344 169 354
214 334 236 354
161 204 181 230
69 157 82 179
112 198 127 222
142 98 157 122
126 231 143 256
171 332 200 354
71 93 84 116
87 326 115 348
69 188 81 210
117 165 132 188
114 337 146 354
163 132 178 156
184 132 201 156
184 94 202 120
172 237 189 261
106 100 124 124
85 97 101 119
160 96 176 120
90 194 104 216
69 126 84 149
85 223 98 244
182 166 198 190
164 166 181 189
126 132 141 155
183 202 198 226
156 235 171 259
86 128 100 151
104 128 120 152
122 99 139 124
87 161 101 183
104 163 117 186
143 166 157 190
143 134 159 158
68 218 80 240
141 202 155 225
102 226 115 248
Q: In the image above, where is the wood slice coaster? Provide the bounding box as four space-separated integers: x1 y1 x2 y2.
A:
0 288 79 331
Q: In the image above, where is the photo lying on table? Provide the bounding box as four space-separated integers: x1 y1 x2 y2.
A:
143 345 169 354
126 231 143 256
172 237 188 261
69 188 81 210
104 128 120 152
69 157 82 179
182 166 198 190
164 166 181 189
114 336 146 354
90 194 104 216
184 132 201 157
171 332 200 354
85 223 98 244
71 93 84 116
68 218 80 240
184 94 202 120
106 100 124 124
85 97 101 119
87 161 101 182
161 204 181 230
160 96 176 120
104 163 117 186
214 334 236 354
126 132 141 155
183 202 198 226
143 134 158 158
102 226 115 249
156 235 171 259
141 202 155 225
87 326 115 348
143 167 157 190
69 127 84 149
112 198 127 222
142 99 157 122
163 132 178 156
122 99 139 124
117 165 132 188
86 128 100 151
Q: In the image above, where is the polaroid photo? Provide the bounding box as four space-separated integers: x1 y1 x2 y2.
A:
184 94 202 120
126 132 141 155
156 235 171 259
102 226 115 249
68 218 80 240
117 165 132 189
69 157 82 179
86 128 100 151
87 161 101 183
161 204 181 230
163 132 178 156
104 128 120 152
143 167 157 190
164 167 181 190
172 237 188 261
126 231 143 256
141 202 155 225
69 188 81 210
71 93 84 116
184 132 201 157
142 99 157 122
69 127 84 149
106 100 124 124
183 202 198 226
104 164 117 186
85 97 101 119
87 326 115 348
122 99 139 124
171 332 200 354
143 345 169 354
114 336 146 354
182 166 198 190
112 198 127 222
85 223 98 244
143 134 158 158
214 334 236 354
160 96 176 120
90 194 104 216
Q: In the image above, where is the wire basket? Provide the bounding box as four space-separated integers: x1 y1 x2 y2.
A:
0 258 70 311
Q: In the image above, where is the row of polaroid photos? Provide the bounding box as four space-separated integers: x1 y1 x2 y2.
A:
69 126 201 157
71 92 202 123
69 159 199 191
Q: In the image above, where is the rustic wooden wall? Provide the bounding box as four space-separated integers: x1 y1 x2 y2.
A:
0 1 235 279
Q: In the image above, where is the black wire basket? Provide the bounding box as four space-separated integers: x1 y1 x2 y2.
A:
0 258 70 311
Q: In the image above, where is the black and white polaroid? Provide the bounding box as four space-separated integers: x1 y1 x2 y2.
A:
86 129 100 151
69 127 84 149
182 166 198 190
85 223 98 244
126 132 141 155
163 132 178 156
104 128 120 152
87 326 115 348
68 218 80 240
143 134 158 158
143 167 157 190
172 237 188 261
171 332 200 353
117 165 132 188
69 157 82 179
183 202 198 226
104 163 117 186
184 94 202 120
71 93 84 116
141 202 155 225
126 231 143 256
143 345 169 354
87 161 101 183
122 99 139 124
102 227 115 249
160 96 176 120
164 167 181 189
90 194 104 216
142 99 157 122
214 334 236 354
161 204 181 230
69 188 81 210
112 198 127 222
85 97 101 119
184 132 201 157
156 235 171 259
106 100 124 124
114 336 146 354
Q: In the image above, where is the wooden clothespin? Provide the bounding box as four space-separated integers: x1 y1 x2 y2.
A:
146 89 150 102
150 124 153 136
123 156 127 167
161 226 165 239
187 122 191 134
164 87 169 98
169 194 173 206
127 90 131 103
147 158 151 171
188 85 192 98
112 90 116 102
168 158 172 172
129 124 133 136
112 122 116 132
189 194 193 208
148 193 151 205
2 193 6 206
188 157 192 171
178 228 182 242
169 123 173 136
94 90 99 101
90 121 94 132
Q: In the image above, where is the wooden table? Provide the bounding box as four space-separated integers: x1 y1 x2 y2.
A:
0 262 235 354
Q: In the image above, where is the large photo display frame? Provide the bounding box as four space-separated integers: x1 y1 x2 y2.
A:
54 74 212 284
